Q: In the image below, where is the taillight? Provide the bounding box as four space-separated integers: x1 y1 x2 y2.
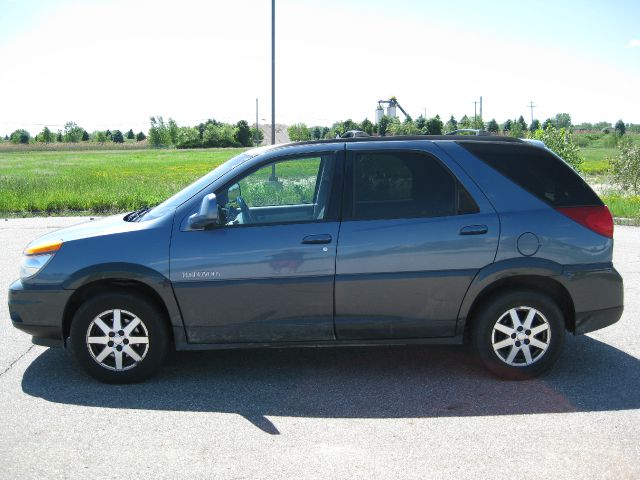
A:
556 205 613 238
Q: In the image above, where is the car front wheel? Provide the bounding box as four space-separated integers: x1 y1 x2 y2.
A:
69 291 169 383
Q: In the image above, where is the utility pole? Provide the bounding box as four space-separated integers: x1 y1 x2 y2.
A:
269 0 277 181
423 107 427 119
479 96 483 119
473 101 479 124
528 101 536 125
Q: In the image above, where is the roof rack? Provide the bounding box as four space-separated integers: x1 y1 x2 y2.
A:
283 135 523 148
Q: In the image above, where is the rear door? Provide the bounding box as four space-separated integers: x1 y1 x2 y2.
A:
334 142 499 339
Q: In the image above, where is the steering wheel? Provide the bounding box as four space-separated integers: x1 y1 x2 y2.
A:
236 196 255 224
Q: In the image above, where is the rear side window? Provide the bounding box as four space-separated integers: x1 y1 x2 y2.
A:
350 151 479 220
461 142 602 207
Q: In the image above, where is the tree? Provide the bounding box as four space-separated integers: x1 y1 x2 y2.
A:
148 116 172 147
203 123 238 147
530 119 541 132
471 116 485 130
532 125 583 171
250 126 264 145
56 131 63 142
554 113 572 129
311 126 323 140
112 130 124 143
459 115 472 129
615 119 626 136
234 120 252 146
542 118 554 130
509 120 524 138
10 129 30 144
136 131 146 142
424 115 443 135
360 118 374 135
377 116 391 137
82 130 90 141
610 137 640 194
287 123 312 142
168 119 179 145
126 129 135 140
502 119 512 133
517 115 528 132
175 127 202 149
486 119 499 133
63 121 84 142
95 131 108 143
415 115 427 132
37 126 54 143
445 115 458 133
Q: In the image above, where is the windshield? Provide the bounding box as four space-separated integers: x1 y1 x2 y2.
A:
140 151 257 221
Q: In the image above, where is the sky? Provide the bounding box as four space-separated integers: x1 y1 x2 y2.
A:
0 0 639 136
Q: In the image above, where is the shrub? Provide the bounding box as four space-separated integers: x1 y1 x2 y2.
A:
175 127 202 149
610 137 640 195
532 125 583 171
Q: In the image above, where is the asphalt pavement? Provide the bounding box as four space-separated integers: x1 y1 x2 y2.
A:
1 217 639 479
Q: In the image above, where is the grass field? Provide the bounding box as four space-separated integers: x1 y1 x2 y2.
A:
580 147 616 174
1 145 639 220
0 148 246 215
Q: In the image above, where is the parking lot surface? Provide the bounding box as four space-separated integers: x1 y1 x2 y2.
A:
1 217 639 479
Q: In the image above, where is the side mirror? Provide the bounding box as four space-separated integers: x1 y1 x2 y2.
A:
188 193 219 229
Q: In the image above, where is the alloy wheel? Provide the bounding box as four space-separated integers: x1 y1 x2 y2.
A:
491 306 551 367
85 309 150 371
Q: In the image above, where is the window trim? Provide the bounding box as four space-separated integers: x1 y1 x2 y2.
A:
209 150 345 229
342 148 479 222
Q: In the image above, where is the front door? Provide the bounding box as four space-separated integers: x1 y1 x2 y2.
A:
170 152 342 343
335 144 499 339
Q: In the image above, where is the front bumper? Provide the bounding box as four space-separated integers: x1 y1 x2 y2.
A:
8 279 72 347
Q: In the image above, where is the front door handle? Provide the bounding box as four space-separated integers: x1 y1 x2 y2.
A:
302 234 332 244
459 225 488 236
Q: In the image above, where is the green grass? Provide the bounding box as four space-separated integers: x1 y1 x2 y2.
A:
580 146 616 174
602 195 640 220
0 148 247 215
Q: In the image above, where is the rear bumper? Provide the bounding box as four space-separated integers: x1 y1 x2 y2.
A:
561 263 624 334
574 306 624 335
8 279 71 347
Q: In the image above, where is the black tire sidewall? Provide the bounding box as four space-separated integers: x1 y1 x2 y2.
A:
69 291 169 384
472 289 565 380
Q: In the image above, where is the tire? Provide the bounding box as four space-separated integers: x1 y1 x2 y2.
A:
472 289 565 380
69 291 169 384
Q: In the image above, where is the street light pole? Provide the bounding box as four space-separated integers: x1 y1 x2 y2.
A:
271 0 275 146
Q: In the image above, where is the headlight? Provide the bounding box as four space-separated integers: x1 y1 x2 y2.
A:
20 239 63 280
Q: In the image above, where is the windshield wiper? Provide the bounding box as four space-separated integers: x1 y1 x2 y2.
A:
125 207 151 222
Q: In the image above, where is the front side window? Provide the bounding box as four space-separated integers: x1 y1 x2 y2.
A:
351 151 478 220
217 155 335 226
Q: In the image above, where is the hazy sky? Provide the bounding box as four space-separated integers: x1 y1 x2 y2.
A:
1 0 639 136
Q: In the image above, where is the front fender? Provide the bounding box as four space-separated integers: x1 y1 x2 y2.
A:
63 262 184 331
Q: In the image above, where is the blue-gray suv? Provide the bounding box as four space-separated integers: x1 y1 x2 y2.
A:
8 136 624 383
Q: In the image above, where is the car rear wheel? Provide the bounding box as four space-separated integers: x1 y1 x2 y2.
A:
70 291 169 383
472 289 565 379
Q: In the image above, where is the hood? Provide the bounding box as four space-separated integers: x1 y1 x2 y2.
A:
25 214 152 250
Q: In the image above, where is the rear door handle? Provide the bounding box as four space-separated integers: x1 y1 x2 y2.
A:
302 234 333 244
459 225 488 236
